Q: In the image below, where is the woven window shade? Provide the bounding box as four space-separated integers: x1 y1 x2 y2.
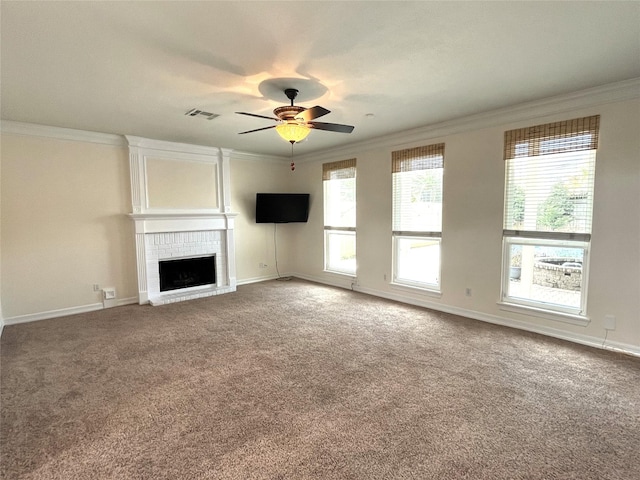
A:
504 115 600 160
322 158 356 181
392 143 445 172
392 143 444 233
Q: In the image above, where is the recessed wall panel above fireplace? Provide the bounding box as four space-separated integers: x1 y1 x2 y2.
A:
126 136 231 216
146 157 218 210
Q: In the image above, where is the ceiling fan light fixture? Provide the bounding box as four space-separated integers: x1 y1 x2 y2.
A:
236 87 354 143
275 122 310 144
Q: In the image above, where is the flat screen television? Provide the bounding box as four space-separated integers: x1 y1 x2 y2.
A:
256 193 310 223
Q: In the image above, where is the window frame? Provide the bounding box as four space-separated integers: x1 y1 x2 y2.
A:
500 115 599 320
392 233 441 289
323 159 357 276
391 143 445 292
324 228 357 275
500 236 590 317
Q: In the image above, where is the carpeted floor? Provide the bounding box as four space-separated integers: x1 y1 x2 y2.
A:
1 278 639 479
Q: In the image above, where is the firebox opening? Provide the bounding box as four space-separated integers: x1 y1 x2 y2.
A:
159 255 216 292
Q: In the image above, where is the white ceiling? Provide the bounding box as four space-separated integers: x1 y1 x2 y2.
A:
2 1 639 157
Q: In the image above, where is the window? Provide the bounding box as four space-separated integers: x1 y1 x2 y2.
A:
323 159 356 275
392 143 444 290
501 115 599 318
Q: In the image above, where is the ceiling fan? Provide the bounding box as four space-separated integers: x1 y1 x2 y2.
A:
236 88 354 144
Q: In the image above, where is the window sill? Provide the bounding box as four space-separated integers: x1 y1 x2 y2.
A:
497 301 590 327
390 281 442 299
323 269 356 278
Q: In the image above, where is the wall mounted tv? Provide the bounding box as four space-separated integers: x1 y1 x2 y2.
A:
255 193 310 223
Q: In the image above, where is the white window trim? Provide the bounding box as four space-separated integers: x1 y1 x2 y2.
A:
497 301 590 327
324 228 356 276
500 236 590 321
323 159 356 277
392 233 442 292
390 279 443 299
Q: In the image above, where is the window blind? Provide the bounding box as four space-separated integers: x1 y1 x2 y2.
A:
504 115 599 160
322 158 356 181
323 158 356 229
392 143 444 234
503 116 599 237
392 143 444 173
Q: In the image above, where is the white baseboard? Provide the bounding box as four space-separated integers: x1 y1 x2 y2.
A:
237 274 281 285
293 273 640 358
292 272 356 291
601 339 640 357
3 297 138 326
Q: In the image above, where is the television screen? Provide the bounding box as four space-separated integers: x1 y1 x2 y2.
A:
256 193 310 223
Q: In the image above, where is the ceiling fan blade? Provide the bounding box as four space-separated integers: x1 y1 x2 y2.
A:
309 121 355 134
238 125 277 135
235 112 280 122
295 105 330 122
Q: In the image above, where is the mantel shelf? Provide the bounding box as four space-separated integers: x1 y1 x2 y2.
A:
129 212 238 220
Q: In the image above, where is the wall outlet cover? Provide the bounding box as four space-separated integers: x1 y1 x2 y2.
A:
604 315 616 331
103 288 116 300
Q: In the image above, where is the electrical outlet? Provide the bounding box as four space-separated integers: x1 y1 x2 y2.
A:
259 263 268 269
604 315 616 331
93 284 100 291
465 288 472 297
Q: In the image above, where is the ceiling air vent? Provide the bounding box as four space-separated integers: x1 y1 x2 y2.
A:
185 108 219 120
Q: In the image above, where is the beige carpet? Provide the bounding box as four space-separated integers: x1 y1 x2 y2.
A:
1 278 639 479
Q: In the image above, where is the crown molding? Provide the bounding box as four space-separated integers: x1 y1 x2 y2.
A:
229 149 289 164
0 120 289 162
0 121 127 146
125 135 228 157
293 77 640 164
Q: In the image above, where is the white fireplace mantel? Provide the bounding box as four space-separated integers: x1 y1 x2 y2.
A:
126 137 238 305
129 212 237 235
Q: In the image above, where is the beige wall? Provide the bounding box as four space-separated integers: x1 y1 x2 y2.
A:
0 138 3 328
1 135 138 318
230 157 303 282
291 98 640 350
